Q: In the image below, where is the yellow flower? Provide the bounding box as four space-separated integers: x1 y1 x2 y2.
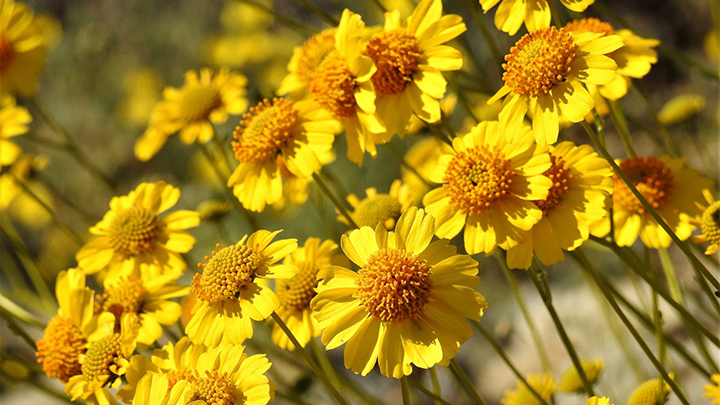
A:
564 18 659 101
227 97 340 212
557 359 605 393
401 136 453 204
0 153 53 228
408 93 458 135
690 190 720 255
366 0 465 139
587 397 614 405
65 313 140 405
705 374 720 404
76 181 200 283
480 0 593 35
278 28 337 96
627 375 672 405
196 199 232 222
340 179 415 230
115 68 164 128
0 0 50 97
308 10 385 165
506 142 613 269
312 208 487 378
591 156 713 248
95 264 189 348
135 68 248 161
657 94 706 126
270 238 339 350
489 27 622 145
423 121 552 255
0 97 31 165
500 372 555 405
186 230 297 347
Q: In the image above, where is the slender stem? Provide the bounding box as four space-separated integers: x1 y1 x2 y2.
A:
401 376 411 405
608 100 637 157
384 143 433 188
310 339 343 392
428 124 453 145
270 312 349 405
592 111 607 149
440 112 457 139
407 377 454 405
527 264 595 397
235 0 318 35
466 0 504 74
0 294 45 327
0 309 38 350
546 0 564 27
449 358 488 405
38 176 98 222
297 0 339 25
630 84 682 156
651 290 666 367
312 172 359 229
429 367 442 405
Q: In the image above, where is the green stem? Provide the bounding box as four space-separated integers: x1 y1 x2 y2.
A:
429 367 442 405
310 339 343 392
0 294 45 327
449 358 488 405
312 172 358 229
270 312 349 405
235 0 318 35
407 377 454 405
370 0 389 12
401 376 411 405
0 309 37 350
384 143 433 188
297 0 339 25
546 0 564 27
608 100 637 157
466 0 504 75
630 84 682 156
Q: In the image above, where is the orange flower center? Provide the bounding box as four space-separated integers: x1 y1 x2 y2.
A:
276 261 318 312
180 85 222 122
96 275 148 321
535 155 572 214
365 30 422 97
108 206 160 256
193 243 259 303
36 316 86 383
355 248 433 323
564 18 615 35
0 35 16 73
613 157 674 215
232 98 297 163
309 51 358 118
700 201 720 247
443 146 515 216
81 333 123 382
166 367 194 392
502 27 578 97
352 194 403 229
189 369 239 405
294 30 337 88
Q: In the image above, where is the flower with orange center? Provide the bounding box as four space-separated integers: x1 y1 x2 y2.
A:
479 0 593 35
565 18 659 101
488 27 623 145
339 179 415 230
227 97 340 212
135 68 248 161
591 156 713 248
278 28 337 96
308 9 385 166
0 97 31 166
505 142 613 269
311 208 487 378
364 0 466 139
76 181 200 284
690 190 720 255
423 121 553 255
186 230 298 347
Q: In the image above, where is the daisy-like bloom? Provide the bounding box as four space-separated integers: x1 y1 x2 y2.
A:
308 10 385 165
186 230 297 347
134 68 248 161
76 181 200 283
505 142 613 269
340 179 415 230
65 313 140 405
587 397 614 405
564 18 659 100
691 190 720 254
705 374 720 404
270 238 339 350
312 208 487 378
591 156 713 248
479 0 592 35
627 375 672 405
278 28 337 96
0 97 31 165
657 94 706 126
500 372 555 405
95 264 189 348
227 97 340 212
36 269 114 384
423 121 552 255
401 137 453 204
365 0 465 139
0 0 49 97
488 27 622 145
557 359 605 393
131 344 274 405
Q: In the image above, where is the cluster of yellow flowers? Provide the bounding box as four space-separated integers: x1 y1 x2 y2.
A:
2 0 720 403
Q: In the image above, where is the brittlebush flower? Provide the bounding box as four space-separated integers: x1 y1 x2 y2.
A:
657 94 706 126
366 0 465 139
278 28 337 96
480 0 593 35
76 181 200 283
690 190 720 255
587 397 614 405
227 97 340 212
501 372 555 405
564 18 659 101
705 374 720 404
0 97 31 165
135 68 248 161
591 156 713 248
627 375 672 405
506 142 613 269
312 208 487 378
0 0 50 97
488 27 622 145
340 179 415 230
308 10 385 165
270 238 340 350
557 359 605 393
423 121 552 255
401 136 453 203
186 230 297 347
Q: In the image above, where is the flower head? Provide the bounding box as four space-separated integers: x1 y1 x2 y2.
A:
587 397 614 405
657 94 706 126
278 28 337 96
340 179 415 230
501 372 555 405
627 375 673 405
0 97 31 165
690 190 720 255
705 374 720 404
557 359 605 393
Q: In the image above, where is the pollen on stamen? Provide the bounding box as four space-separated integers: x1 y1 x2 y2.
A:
564 18 615 35
107 206 160 256
700 201 720 247
294 30 337 88
309 51 358 118
95 275 148 321
365 30 422 97
36 316 86 383
180 85 222 122
276 262 318 312
534 155 573 214
613 157 674 215
232 98 298 164
192 243 259 303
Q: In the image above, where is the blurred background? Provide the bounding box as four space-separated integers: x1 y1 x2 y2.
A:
1 0 718 403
